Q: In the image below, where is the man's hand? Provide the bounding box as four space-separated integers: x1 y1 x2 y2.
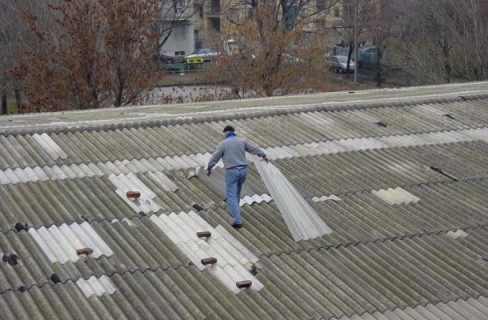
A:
207 170 212 176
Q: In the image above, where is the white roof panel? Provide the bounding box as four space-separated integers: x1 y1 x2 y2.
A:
151 211 262 293
255 161 332 241
28 222 113 264
76 275 116 298
32 133 68 160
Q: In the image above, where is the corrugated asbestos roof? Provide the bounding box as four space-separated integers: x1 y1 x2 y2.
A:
1 82 488 319
255 161 332 241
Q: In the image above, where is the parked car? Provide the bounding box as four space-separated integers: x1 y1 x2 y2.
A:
358 45 378 63
328 55 355 73
157 54 185 72
160 54 185 64
185 48 219 64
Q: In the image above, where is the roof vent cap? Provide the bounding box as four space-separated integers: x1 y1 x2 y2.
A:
126 191 141 199
201 257 217 265
197 231 211 238
236 280 252 288
51 274 61 284
2 252 19 266
76 248 94 256
249 264 258 276
15 223 28 232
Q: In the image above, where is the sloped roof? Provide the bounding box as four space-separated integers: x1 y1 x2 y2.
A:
1 82 488 319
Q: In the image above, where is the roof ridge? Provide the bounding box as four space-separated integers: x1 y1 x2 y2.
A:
2 94 487 136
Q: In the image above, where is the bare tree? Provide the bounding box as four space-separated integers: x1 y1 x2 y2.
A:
330 0 378 77
388 0 488 84
206 0 338 97
0 1 13 114
8 0 162 112
0 0 46 113
448 0 488 80
367 0 395 86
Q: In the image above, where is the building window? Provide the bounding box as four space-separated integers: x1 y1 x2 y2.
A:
284 5 297 28
210 18 220 32
316 0 326 11
175 0 185 13
199 5 204 17
175 51 185 56
334 7 339 17
210 0 220 14
342 3 354 19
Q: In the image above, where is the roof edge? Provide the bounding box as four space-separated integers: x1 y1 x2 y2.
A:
1 92 487 136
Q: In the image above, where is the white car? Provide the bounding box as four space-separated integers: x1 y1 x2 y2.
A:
185 48 218 64
328 55 355 73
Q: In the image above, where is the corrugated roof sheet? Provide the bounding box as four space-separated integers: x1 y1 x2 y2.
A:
255 161 332 241
371 187 421 205
1 83 488 319
28 222 114 264
333 296 488 320
150 211 263 293
1 127 486 186
76 275 116 298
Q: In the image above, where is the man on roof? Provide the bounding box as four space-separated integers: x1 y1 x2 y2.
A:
206 125 268 228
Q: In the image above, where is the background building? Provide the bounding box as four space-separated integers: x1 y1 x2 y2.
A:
159 0 196 57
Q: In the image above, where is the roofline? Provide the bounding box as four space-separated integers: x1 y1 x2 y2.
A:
1 81 487 136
